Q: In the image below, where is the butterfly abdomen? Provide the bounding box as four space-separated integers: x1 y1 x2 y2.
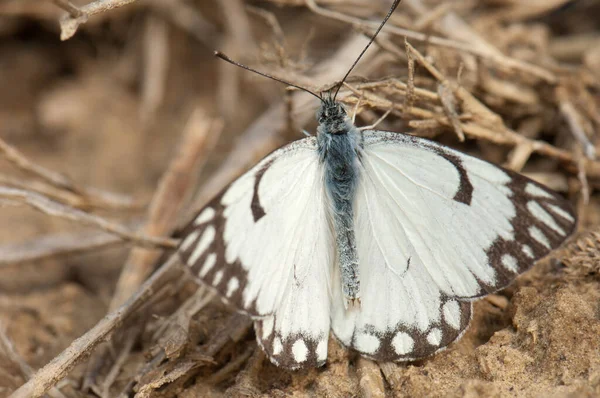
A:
317 110 362 304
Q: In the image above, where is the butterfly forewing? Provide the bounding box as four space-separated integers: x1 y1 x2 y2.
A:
178 137 334 369
330 130 576 361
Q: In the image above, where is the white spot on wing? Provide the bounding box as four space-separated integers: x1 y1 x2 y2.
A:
226 277 239 297
442 300 461 330
194 207 215 225
189 226 215 265
292 339 308 363
527 201 566 235
525 183 554 199
273 337 283 355
547 203 575 223
392 332 414 355
316 339 327 361
262 317 274 340
501 254 518 273
522 245 534 258
199 253 216 277
180 230 199 252
427 328 442 346
355 333 380 354
213 270 224 285
529 226 551 249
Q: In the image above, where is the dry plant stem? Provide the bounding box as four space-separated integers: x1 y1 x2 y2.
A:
304 0 556 83
490 0 572 21
85 111 222 390
151 287 214 343
558 95 596 160
58 0 139 40
357 358 385 398
140 15 169 125
100 331 136 398
207 345 255 385
110 110 222 310
0 138 138 210
0 230 122 266
51 0 85 17
0 187 177 250
8 254 183 398
437 83 465 142
148 0 218 48
0 137 79 194
411 2 455 31
405 41 502 124
0 325 67 398
342 83 600 178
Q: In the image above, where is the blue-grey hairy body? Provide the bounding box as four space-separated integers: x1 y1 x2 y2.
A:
316 98 361 306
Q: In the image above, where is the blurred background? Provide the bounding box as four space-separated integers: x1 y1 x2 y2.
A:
0 0 599 397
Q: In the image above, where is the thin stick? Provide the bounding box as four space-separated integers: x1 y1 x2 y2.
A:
110 110 222 309
341 83 600 177
357 358 385 398
0 138 139 210
0 187 177 250
8 254 182 398
304 0 556 83
51 0 85 17
0 230 125 266
59 0 138 40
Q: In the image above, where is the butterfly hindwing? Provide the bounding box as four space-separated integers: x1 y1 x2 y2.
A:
178 137 334 369
330 130 576 361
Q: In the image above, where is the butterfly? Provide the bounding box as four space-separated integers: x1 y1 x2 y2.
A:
177 0 577 370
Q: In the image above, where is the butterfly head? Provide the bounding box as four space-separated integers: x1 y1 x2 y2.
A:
316 97 352 136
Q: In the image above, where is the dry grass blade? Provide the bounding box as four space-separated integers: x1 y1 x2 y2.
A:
0 187 177 250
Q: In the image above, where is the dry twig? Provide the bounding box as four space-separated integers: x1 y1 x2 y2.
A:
8 255 182 398
0 187 176 250
55 0 139 40
0 230 124 266
0 138 139 210
304 0 557 82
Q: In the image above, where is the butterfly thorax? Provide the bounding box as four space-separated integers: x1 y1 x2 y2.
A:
316 99 362 308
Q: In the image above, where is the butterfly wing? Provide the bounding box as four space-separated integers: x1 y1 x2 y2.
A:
178 137 334 369
331 130 576 361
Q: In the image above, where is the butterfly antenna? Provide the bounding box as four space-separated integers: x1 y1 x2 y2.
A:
333 0 403 100
215 51 323 101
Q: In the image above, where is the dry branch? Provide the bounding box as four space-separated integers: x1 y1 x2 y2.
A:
0 230 122 266
83 110 221 392
0 187 176 250
110 110 222 309
305 0 557 82
0 137 140 210
8 255 182 398
56 0 138 40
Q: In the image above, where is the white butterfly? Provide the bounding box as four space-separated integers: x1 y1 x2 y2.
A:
177 2 576 370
